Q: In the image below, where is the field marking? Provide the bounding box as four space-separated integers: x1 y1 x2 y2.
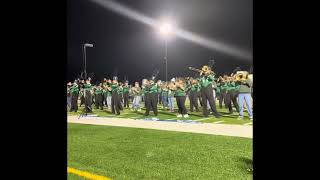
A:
244 122 253 125
68 116 253 138
130 116 142 119
67 167 111 180
166 118 178 120
195 117 211 121
213 121 224 124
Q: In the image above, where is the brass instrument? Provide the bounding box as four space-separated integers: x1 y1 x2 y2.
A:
234 71 249 81
168 82 177 90
161 82 168 91
191 78 198 85
188 65 215 76
218 76 230 83
188 67 202 73
175 78 185 90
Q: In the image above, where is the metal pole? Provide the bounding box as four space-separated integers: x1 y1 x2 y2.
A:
165 38 168 82
84 45 87 80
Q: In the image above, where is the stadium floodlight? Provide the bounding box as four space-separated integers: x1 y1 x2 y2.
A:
83 43 94 79
84 43 94 47
159 22 173 37
157 21 175 81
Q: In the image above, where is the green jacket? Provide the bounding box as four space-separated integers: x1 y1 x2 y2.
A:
216 83 221 93
143 86 150 94
226 82 236 92
111 83 119 93
199 75 215 88
220 83 227 92
175 87 186 96
95 88 103 95
104 89 111 96
84 84 92 91
149 84 158 94
190 83 200 92
123 86 129 93
118 86 123 94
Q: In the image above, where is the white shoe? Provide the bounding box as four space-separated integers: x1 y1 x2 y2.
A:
249 116 253 120
183 114 189 118
238 116 243 120
177 114 182 118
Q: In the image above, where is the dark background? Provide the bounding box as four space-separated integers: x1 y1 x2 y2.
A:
68 0 252 83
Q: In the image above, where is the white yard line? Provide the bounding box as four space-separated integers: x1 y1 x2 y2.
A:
68 116 252 138
166 118 178 120
213 121 224 124
130 116 142 119
194 117 211 121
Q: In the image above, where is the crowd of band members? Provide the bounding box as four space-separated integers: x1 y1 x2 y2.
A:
67 73 253 120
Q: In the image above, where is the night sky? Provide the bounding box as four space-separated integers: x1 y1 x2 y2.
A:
68 0 252 83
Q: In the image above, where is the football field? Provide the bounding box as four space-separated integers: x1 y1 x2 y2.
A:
68 123 252 180
68 99 252 179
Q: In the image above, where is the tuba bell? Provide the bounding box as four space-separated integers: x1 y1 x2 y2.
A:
234 71 249 81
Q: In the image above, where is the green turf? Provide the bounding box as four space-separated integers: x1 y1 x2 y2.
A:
68 173 86 180
68 99 253 125
68 123 252 180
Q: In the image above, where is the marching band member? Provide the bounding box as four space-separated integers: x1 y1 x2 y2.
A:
84 79 93 113
160 82 169 110
94 83 104 110
188 78 200 112
218 75 228 109
131 82 142 111
168 79 176 112
78 79 85 107
102 78 108 108
199 66 221 118
70 80 79 112
111 77 121 115
236 72 253 120
144 79 158 116
105 79 112 109
118 82 124 110
157 80 162 105
123 81 130 108
175 78 188 118
67 82 72 109
225 77 239 114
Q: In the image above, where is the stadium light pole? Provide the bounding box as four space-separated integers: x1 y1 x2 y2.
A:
83 43 94 79
158 22 173 82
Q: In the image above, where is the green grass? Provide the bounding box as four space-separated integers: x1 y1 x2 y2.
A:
68 123 252 180
68 99 252 125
